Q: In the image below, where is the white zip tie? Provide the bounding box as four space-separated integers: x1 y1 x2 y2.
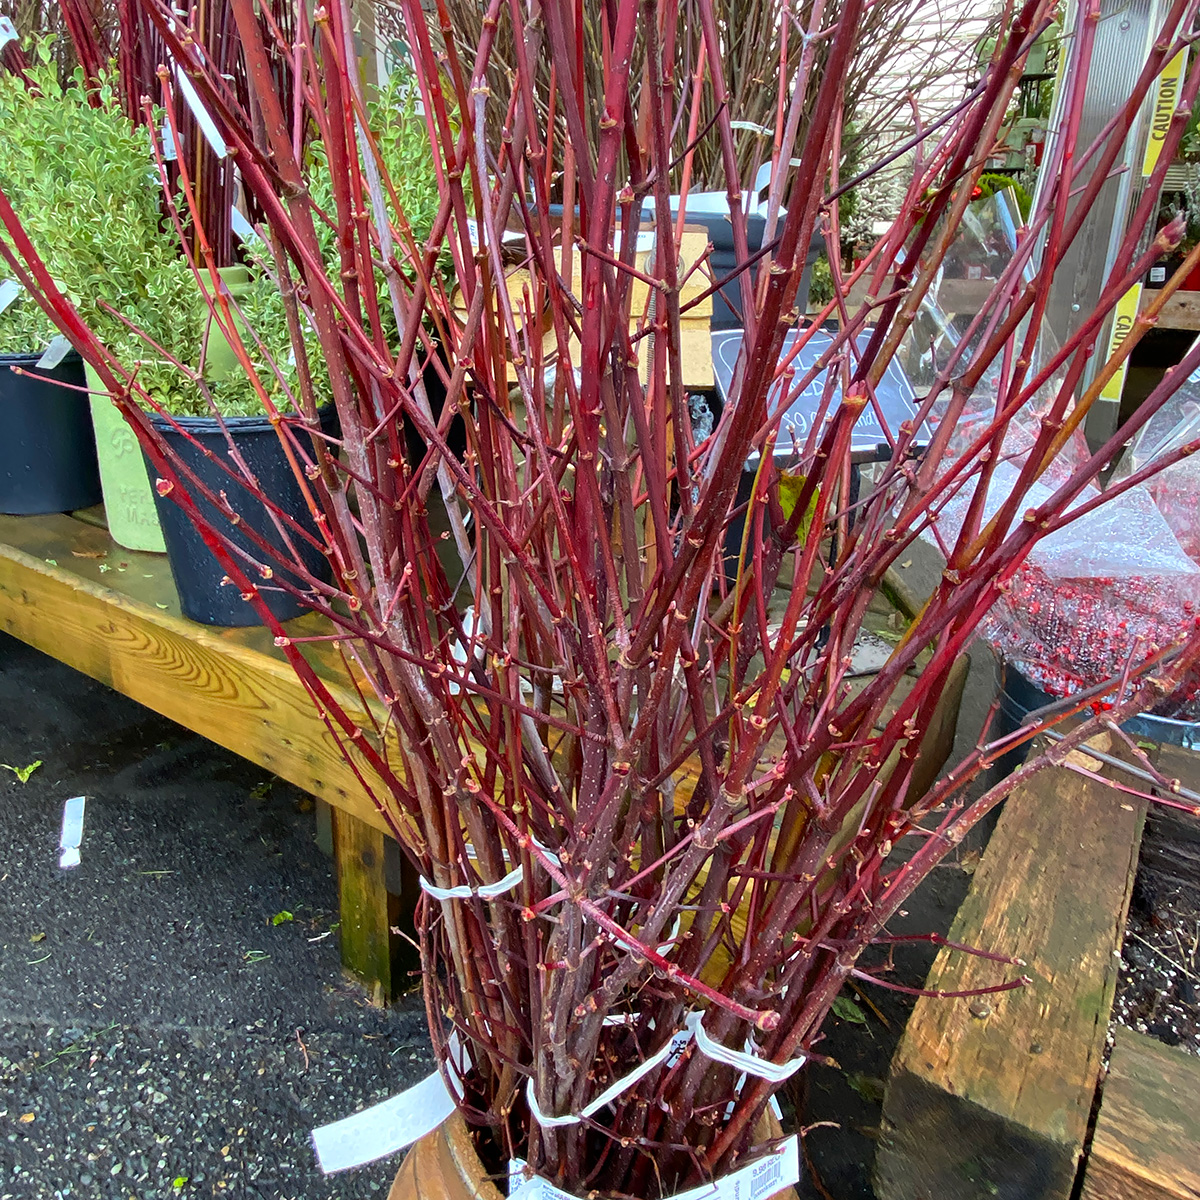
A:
419 835 562 901
525 1026 693 1128
685 1012 806 1083
419 862 524 901
526 1010 806 1128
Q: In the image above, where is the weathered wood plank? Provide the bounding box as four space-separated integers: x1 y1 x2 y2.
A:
0 512 391 835
1143 745 1200 892
1140 287 1200 331
333 809 404 1005
875 763 1146 1200
1080 1026 1200 1200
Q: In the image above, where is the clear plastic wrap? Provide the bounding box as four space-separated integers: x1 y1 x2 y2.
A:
906 196 1200 709
1113 372 1200 560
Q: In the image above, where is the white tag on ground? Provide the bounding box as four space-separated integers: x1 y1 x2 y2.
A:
311 1069 455 1173
59 796 86 870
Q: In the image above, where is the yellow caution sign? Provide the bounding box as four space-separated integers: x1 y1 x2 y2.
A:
1143 48 1189 177
1101 284 1143 403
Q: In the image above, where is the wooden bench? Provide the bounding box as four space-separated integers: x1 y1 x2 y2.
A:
0 509 969 1009
0 508 409 1001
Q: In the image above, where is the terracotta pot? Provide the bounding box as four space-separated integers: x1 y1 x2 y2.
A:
388 1112 503 1200
389 1111 798 1200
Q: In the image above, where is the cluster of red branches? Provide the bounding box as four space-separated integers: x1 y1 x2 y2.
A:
4 0 1200 1195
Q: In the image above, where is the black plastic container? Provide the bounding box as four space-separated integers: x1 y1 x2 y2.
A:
148 408 334 627
0 351 102 515
996 662 1200 766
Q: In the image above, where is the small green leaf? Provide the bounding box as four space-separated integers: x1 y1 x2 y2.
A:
271 910 294 926
844 1071 887 1103
832 996 867 1024
172 1177 188 1190
2 760 42 783
243 949 270 964
776 472 819 540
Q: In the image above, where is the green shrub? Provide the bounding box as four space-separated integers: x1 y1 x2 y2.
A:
0 51 202 406
0 51 442 417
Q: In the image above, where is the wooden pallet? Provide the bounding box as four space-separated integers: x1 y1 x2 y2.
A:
875 748 1146 1200
0 508 408 1000
1079 1026 1200 1200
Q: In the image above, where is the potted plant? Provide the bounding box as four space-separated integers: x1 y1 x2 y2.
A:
8 0 1200 1195
0 50 200 540
0 50 103 515
0 268 100 515
0 47 441 626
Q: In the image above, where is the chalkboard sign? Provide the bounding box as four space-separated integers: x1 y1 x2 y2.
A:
711 328 923 461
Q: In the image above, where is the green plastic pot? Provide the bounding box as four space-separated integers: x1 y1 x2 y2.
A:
201 265 252 383
83 267 254 553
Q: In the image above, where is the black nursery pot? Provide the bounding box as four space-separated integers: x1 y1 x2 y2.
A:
0 351 102 515
148 408 335 627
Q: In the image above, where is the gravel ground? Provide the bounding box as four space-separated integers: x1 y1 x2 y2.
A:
0 631 433 1200
1112 869 1200 1056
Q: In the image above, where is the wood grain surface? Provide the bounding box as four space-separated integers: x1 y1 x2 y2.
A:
1080 1026 1200 1200
0 511 394 836
876 764 1146 1200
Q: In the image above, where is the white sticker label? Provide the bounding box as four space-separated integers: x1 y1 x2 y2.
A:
510 1136 800 1200
311 1069 456 1174
36 334 72 370
0 279 21 315
59 796 86 870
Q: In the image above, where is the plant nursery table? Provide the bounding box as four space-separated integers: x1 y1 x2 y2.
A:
0 506 412 1003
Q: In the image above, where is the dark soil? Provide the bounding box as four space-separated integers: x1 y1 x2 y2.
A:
1113 868 1200 1056
0 631 432 1200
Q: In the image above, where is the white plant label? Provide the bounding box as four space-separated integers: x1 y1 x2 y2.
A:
35 334 72 371
311 1069 455 1174
0 17 17 51
0 279 21 315
509 1135 800 1200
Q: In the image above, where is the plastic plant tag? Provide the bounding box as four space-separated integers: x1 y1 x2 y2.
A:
174 67 228 159
0 279 21 315
0 16 17 50
311 1069 455 1173
35 335 73 371
230 206 260 246
160 116 178 162
59 796 86 870
509 1135 800 1200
